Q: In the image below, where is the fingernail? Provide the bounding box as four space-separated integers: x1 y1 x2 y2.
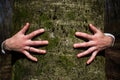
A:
45 41 49 44
75 32 80 35
35 58 38 62
26 22 29 25
41 50 46 53
75 32 81 36
86 62 90 65
43 50 46 53
86 63 89 66
89 24 92 26
40 28 45 32
77 54 80 58
73 44 77 48
86 62 89 65
73 44 80 48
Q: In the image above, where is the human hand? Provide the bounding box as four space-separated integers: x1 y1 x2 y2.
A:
4 23 48 62
73 24 113 64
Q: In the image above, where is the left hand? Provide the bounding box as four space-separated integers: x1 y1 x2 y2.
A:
4 23 48 62
73 24 113 64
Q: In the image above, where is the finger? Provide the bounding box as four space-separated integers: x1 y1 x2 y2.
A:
27 28 45 39
77 47 96 58
75 32 92 40
20 23 30 34
29 47 46 54
23 51 37 61
73 41 95 48
29 40 49 46
89 24 100 33
86 50 98 64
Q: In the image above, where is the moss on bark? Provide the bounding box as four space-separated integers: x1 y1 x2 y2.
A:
12 0 105 80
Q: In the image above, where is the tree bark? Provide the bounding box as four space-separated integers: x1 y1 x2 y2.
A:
12 0 105 80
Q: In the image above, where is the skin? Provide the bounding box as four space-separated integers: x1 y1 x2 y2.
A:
73 24 113 64
4 23 49 62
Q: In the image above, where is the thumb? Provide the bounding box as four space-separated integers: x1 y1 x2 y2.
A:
89 24 99 33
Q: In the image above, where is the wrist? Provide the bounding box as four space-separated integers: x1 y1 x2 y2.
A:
104 33 115 47
4 39 12 51
1 41 9 54
1 39 12 54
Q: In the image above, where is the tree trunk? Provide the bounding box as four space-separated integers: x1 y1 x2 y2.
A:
12 0 105 80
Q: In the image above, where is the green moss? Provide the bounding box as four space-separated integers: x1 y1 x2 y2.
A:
58 55 75 70
12 61 27 80
13 0 105 80
66 12 76 20
46 37 59 50
44 21 53 29
39 14 49 22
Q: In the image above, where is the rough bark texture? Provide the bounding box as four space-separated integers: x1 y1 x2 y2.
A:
12 0 105 80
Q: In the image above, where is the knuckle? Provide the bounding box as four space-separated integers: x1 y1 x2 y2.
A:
82 42 87 47
92 41 97 45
